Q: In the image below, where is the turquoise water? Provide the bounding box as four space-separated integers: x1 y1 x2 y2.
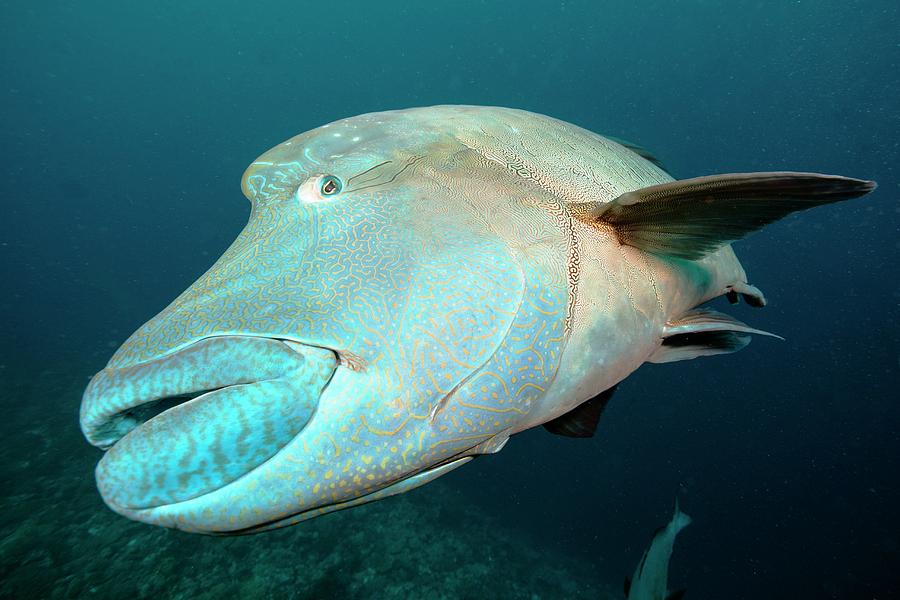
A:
2 1 898 598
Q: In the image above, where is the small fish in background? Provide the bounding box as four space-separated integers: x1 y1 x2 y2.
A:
625 500 692 600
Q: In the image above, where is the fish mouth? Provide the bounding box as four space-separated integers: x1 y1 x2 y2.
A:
80 335 338 512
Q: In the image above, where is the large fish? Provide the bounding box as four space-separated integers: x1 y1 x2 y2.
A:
79 106 875 533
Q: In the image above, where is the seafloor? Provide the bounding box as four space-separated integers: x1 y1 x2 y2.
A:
0 365 615 599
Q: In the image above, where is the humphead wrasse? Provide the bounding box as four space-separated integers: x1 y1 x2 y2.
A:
79 106 875 533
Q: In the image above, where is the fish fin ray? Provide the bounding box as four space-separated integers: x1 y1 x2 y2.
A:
543 385 618 438
467 428 512 455
662 308 782 340
650 331 751 363
573 172 875 260
649 308 782 364
604 135 669 172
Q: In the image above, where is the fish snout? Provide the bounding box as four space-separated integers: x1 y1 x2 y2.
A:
80 336 336 515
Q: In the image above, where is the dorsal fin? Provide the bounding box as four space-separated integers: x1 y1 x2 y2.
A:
543 385 618 438
571 172 875 260
604 135 669 172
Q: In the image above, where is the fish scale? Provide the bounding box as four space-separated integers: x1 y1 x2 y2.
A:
79 105 874 533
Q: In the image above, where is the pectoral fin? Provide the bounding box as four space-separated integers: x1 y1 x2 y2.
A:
543 385 618 438
649 308 782 364
572 172 875 260
467 428 512 455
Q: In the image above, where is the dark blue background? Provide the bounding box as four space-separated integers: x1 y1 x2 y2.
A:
2 1 898 598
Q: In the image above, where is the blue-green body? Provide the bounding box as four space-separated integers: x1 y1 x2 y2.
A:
79 106 836 533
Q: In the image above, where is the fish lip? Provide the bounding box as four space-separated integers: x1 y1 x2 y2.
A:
219 455 478 535
79 334 338 450
109 451 479 536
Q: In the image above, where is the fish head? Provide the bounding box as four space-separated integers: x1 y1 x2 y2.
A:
79 107 566 533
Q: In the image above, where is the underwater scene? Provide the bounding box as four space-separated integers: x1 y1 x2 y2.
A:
2 1 899 598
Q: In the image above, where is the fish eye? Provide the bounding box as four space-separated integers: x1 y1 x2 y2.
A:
320 175 342 196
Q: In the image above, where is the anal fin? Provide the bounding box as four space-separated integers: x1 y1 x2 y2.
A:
649 308 782 364
543 385 618 438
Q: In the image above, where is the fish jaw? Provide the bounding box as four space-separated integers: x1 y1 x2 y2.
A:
80 336 337 520
81 106 617 531
85 355 492 534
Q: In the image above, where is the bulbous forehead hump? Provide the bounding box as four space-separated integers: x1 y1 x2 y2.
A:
240 108 447 203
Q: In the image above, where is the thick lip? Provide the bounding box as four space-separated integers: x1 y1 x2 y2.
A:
219 455 477 535
83 334 340 513
80 335 335 449
81 334 491 533
113 451 478 536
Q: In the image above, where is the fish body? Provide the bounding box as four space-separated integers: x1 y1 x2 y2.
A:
626 501 692 600
78 106 874 533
